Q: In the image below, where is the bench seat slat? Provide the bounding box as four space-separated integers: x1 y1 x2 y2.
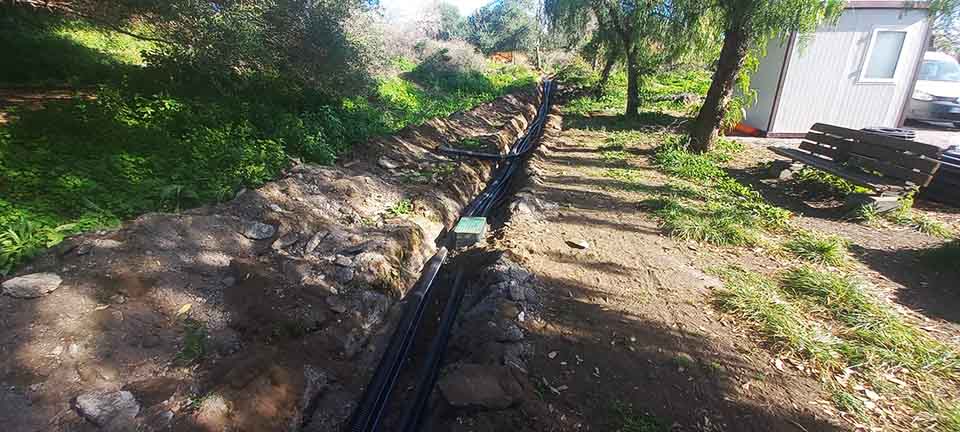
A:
769 146 906 192
806 132 941 173
799 141 846 161
846 154 934 187
812 123 943 157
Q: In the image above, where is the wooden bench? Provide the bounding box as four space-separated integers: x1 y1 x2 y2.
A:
769 123 944 210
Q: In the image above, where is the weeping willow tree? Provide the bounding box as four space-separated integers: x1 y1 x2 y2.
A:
544 0 710 118
687 0 845 152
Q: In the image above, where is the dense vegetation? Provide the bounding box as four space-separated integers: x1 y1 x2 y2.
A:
0 6 535 274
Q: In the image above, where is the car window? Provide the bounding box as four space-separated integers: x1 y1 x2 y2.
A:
919 60 960 82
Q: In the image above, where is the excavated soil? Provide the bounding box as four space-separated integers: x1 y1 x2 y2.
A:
0 87 542 431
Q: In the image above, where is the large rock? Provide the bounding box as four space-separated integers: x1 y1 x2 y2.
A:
438 364 525 410
74 390 140 429
241 222 276 240
2 273 62 298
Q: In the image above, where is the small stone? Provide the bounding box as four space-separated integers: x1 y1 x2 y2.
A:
305 231 327 254
565 239 589 250
268 203 284 213
241 222 276 240
333 266 354 283
548 351 558 359
110 294 126 304
222 276 236 287
377 157 400 170
2 273 62 299
142 334 162 349
508 285 526 301
327 297 348 314
73 390 140 428
438 364 524 410
272 233 299 251
334 255 353 267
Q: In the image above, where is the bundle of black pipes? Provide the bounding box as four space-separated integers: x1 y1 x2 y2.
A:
344 79 555 432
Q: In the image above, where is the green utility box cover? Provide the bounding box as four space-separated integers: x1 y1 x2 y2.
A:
453 217 488 247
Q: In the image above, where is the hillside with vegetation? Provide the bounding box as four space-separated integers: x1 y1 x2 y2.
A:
0 3 536 274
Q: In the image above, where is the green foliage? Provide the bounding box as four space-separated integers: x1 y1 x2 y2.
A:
387 199 414 217
175 319 207 366
466 0 538 54
611 401 667 432
784 231 849 266
0 217 76 275
793 167 870 198
0 10 150 86
782 266 960 376
564 69 712 117
649 135 791 229
553 58 600 88
885 194 955 238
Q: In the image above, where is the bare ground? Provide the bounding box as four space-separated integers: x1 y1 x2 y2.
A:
445 109 960 431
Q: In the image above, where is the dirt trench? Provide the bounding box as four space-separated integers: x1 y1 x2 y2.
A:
0 86 543 431
420 96 850 432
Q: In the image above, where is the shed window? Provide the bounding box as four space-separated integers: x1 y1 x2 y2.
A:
862 30 907 82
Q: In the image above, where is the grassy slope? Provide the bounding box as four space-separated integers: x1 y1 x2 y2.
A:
0 15 536 274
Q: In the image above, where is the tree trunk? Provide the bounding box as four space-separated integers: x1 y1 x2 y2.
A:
689 26 751 153
594 53 616 96
625 45 641 118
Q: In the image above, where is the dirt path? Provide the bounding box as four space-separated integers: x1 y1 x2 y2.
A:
476 122 846 431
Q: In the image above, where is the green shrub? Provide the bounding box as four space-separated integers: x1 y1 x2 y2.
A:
554 58 599 88
0 217 76 275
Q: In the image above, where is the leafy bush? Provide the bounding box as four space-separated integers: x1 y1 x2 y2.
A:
554 58 599 88
0 217 76 275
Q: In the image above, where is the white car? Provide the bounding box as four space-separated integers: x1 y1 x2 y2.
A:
907 52 960 127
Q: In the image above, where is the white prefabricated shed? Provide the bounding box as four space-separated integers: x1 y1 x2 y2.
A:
743 1 932 137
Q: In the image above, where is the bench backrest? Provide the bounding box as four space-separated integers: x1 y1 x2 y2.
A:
802 123 943 187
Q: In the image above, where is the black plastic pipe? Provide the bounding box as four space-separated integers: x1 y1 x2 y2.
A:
347 248 448 432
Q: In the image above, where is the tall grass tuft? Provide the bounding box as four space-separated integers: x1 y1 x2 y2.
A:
713 267 846 370
654 199 761 246
784 231 849 266
782 266 960 376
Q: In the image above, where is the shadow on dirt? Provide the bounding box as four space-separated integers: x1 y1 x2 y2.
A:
565 112 688 132
851 243 960 326
510 274 844 432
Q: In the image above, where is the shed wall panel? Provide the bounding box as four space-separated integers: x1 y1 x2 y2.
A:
743 38 790 131
771 8 929 134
